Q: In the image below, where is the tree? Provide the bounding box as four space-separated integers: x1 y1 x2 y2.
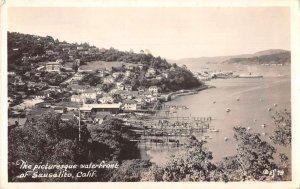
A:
270 110 291 146
110 159 152 181
72 63 79 73
8 113 91 181
232 127 278 181
141 136 217 181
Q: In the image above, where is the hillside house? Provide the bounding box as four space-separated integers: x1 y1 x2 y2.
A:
146 68 156 77
46 50 59 56
81 91 97 100
112 72 123 79
134 95 146 105
79 103 121 114
116 83 125 90
124 85 132 91
72 73 84 81
46 62 61 72
125 70 132 77
70 95 86 103
54 106 65 114
34 92 45 99
98 94 114 104
103 76 115 84
148 86 160 94
122 100 137 111
61 113 75 121
94 111 111 124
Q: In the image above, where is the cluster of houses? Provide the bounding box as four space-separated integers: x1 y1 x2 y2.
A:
8 57 167 126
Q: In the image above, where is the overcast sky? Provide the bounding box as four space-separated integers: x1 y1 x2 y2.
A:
8 7 290 59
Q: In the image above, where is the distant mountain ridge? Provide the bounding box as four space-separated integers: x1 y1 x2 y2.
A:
173 49 291 65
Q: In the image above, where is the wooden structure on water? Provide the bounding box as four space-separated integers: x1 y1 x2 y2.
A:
127 102 213 148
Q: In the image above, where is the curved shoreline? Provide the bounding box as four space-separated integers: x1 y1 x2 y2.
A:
164 85 215 101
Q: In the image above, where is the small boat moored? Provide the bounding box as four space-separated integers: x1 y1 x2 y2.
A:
207 128 219 132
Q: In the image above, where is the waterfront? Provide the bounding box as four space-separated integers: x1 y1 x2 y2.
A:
141 64 291 165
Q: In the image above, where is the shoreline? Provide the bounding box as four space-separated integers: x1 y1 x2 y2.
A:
163 85 215 101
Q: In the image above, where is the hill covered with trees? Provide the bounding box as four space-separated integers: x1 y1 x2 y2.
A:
8 32 201 92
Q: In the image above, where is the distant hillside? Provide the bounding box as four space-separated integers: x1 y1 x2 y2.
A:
253 49 288 56
174 49 290 65
224 50 290 65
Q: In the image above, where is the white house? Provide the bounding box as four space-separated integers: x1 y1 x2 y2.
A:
98 95 114 104
112 72 123 79
122 100 137 111
116 83 125 90
81 91 97 100
70 95 86 103
34 92 45 99
124 85 132 91
125 70 132 77
72 73 84 81
148 86 160 94
146 68 156 77
134 95 146 105
103 76 115 84
98 69 106 77
46 62 61 72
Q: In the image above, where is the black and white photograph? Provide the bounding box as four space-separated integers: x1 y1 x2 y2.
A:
1 0 299 188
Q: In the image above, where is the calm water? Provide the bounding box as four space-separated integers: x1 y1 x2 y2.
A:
142 64 291 165
167 77 291 162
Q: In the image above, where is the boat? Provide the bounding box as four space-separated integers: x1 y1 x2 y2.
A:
238 75 263 78
202 136 212 140
207 128 219 132
238 72 263 78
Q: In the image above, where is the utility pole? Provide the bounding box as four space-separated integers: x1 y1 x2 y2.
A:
78 104 81 141
78 108 81 141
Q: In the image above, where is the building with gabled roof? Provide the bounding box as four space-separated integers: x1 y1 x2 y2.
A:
122 100 137 111
46 62 61 72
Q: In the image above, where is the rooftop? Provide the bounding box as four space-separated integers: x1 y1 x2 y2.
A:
123 100 136 104
61 114 75 120
46 62 60 65
81 103 121 109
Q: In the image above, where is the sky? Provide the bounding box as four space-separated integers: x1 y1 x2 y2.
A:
8 7 290 59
